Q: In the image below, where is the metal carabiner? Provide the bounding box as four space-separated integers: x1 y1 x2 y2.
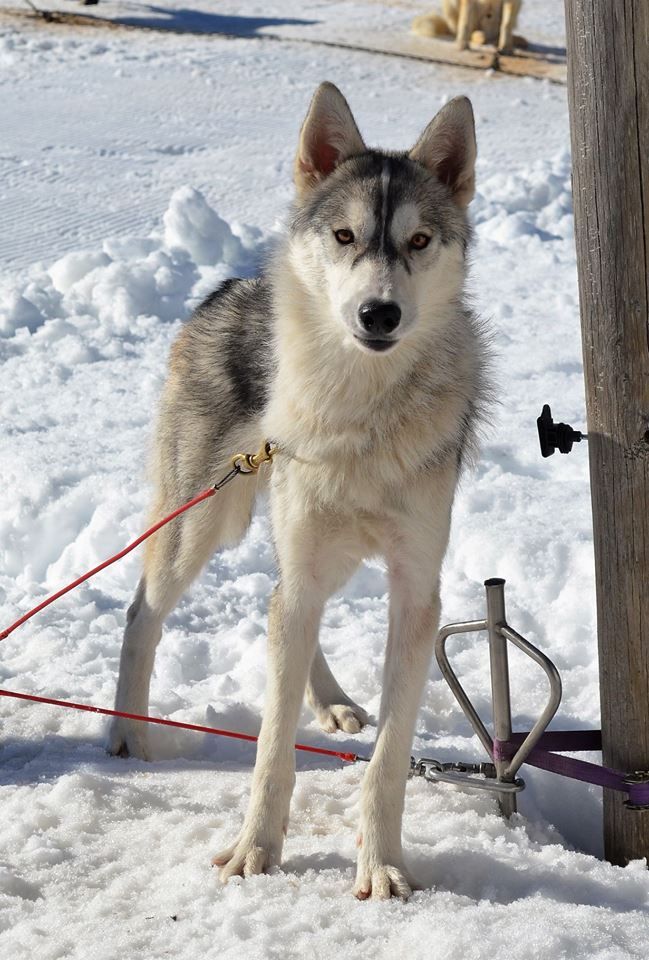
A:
231 440 276 475
410 755 525 795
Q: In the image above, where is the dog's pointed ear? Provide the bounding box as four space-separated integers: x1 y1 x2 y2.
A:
294 82 366 196
409 96 477 208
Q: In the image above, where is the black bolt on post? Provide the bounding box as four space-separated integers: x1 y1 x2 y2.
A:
537 404 586 457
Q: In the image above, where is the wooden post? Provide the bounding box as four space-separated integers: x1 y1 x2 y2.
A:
564 1 649 864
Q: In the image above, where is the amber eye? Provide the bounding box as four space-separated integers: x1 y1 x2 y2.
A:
410 232 431 250
334 228 355 245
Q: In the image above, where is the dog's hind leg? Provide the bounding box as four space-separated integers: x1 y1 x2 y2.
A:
107 471 259 760
306 648 370 733
411 13 453 39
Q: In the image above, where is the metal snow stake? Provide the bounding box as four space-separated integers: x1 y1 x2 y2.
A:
428 578 649 815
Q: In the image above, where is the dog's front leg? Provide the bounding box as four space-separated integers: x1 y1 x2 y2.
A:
354 596 441 900
214 499 361 882
354 483 453 900
497 0 521 53
213 584 322 879
455 0 473 49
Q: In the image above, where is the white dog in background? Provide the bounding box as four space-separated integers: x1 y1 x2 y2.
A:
413 0 526 53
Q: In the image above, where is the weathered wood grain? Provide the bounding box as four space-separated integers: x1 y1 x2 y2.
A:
565 0 649 865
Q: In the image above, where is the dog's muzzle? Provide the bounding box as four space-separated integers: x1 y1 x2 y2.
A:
355 299 401 352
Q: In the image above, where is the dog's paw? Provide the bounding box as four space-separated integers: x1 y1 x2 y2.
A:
353 863 414 901
106 718 151 760
315 701 369 734
212 835 281 882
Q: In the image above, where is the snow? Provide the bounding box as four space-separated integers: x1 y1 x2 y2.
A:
1 3 648 958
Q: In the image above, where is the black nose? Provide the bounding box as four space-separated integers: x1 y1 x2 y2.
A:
358 300 401 337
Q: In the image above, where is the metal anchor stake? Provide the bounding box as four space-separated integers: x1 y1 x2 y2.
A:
432 578 563 817
415 426 649 815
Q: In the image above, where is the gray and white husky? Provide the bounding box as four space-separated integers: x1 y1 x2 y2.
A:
108 82 488 900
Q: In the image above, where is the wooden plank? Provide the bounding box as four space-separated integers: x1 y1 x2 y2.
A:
497 51 566 84
329 31 566 83
318 30 495 70
565 0 649 865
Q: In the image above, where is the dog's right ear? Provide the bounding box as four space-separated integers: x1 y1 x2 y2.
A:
294 82 366 197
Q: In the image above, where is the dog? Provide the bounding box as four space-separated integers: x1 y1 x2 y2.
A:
107 82 488 900
413 0 526 54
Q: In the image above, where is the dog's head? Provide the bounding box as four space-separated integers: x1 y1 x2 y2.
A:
289 82 476 355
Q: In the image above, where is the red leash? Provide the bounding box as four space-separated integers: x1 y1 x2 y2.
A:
0 441 275 640
0 443 275 643
0 486 217 642
0 443 364 767
0 689 363 764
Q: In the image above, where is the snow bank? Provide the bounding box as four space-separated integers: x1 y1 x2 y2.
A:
163 185 244 266
0 186 256 344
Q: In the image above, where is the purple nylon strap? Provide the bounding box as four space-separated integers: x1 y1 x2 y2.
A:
502 730 602 753
494 731 649 807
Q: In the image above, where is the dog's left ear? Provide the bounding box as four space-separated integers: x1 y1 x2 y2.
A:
409 97 477 208
295 82 366 196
